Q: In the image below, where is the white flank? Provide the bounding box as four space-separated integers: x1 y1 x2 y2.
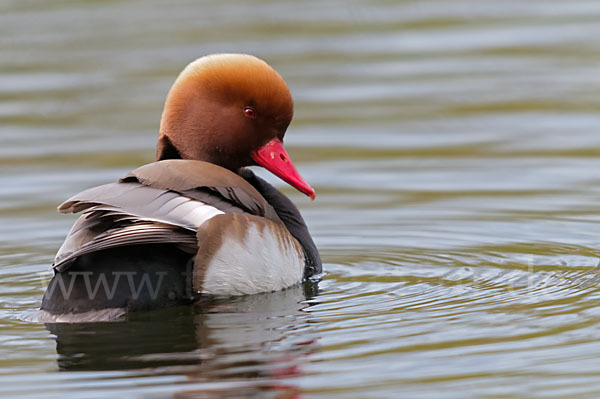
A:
202 223 304 296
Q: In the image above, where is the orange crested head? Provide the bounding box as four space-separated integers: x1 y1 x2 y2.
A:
156 53 314 199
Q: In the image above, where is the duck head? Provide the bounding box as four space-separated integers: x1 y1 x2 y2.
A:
156 53 315 200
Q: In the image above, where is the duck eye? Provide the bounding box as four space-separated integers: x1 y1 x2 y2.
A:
244 107 256 118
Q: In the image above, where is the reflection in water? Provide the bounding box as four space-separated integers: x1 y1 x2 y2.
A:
45 283 319 398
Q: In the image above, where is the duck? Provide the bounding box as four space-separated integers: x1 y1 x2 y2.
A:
40 54 321 319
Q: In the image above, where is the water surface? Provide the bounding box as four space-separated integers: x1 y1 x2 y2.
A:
2 0 600 398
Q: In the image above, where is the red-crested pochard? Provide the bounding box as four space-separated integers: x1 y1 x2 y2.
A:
41 54 321 318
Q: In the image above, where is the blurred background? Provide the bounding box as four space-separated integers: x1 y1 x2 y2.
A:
2 1 600 398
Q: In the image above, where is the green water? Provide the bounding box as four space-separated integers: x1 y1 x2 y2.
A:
2 0 600 397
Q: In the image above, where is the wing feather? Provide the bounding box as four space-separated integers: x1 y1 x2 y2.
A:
54 221 196 271
120 160 281 222
59 183 223 231
52 160 281 273
54 181 225 272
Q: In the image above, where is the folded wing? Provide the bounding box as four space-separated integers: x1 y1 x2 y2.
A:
53 160 280 272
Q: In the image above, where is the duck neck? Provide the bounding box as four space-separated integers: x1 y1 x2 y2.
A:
155 132 247 173
156 135 182 161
